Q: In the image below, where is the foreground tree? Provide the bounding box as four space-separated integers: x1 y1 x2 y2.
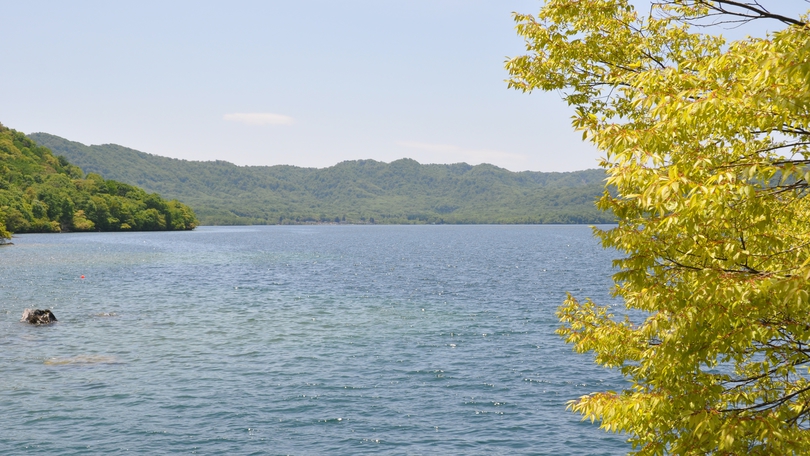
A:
508 1 810 454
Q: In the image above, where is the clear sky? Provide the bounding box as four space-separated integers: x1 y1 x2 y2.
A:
1 1 805 172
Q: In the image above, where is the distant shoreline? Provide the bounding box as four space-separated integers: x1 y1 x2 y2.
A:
5 222 619 237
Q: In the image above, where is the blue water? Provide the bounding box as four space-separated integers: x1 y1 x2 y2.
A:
0 225 628 455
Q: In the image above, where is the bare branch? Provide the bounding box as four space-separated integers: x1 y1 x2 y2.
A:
654 1 808 28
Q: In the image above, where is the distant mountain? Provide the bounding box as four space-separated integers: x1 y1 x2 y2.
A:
28 132 612 226
0 124 196 240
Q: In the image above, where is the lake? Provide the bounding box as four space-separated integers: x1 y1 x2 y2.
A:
0 225 628 455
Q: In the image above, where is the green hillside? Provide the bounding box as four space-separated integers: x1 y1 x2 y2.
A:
0 124 196 241
29 132 612 226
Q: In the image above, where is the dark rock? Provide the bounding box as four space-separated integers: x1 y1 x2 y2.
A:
21 308 57 325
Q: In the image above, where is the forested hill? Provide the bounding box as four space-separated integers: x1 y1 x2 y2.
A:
29 132 612 226
0 124 197 241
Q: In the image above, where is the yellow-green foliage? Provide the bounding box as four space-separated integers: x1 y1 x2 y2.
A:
0 123 197 237
508 1 810 454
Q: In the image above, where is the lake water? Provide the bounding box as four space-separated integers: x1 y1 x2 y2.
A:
0 225 628 455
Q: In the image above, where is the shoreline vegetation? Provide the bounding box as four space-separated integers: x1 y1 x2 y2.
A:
2 121 611 242
0 123 197 241
29 132 613 227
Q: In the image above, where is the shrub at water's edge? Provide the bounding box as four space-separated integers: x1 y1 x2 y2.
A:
0 122 197 238
0 210 10 242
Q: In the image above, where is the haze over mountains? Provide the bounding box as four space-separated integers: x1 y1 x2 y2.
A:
29 133 611 226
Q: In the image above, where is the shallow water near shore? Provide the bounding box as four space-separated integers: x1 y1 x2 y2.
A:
0 225 628 455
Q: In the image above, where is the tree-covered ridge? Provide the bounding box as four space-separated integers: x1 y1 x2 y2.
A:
28 132 612 226
0 124 197 240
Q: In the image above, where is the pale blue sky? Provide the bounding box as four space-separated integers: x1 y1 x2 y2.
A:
1 1 806 172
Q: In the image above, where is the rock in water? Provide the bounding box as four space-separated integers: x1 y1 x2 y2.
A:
21 309 57 325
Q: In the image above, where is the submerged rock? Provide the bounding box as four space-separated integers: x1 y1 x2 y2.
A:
44 355 119 365
21 308 57 325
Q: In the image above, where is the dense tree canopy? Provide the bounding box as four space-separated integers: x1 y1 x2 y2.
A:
0 123 197 240
508 1 810 454
29 132 613 225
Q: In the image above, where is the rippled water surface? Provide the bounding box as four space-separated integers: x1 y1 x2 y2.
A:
0 225 628 455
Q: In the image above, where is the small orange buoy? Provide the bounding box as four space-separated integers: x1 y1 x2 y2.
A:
80 275 85 279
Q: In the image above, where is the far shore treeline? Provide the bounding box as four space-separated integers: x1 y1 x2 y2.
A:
29 133 613 226
0 123 197 241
